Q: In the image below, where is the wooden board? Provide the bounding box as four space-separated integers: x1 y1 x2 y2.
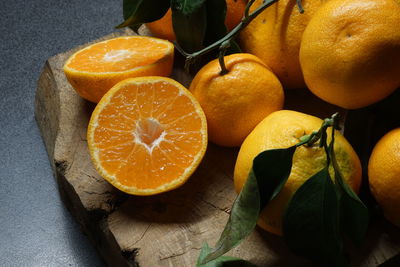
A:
34 29 400 266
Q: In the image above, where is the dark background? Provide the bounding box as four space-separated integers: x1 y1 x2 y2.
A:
0 0 123 265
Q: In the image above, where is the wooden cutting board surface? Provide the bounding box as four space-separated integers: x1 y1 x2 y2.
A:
34 29 400 266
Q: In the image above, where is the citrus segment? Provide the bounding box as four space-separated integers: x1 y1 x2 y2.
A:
64 36 174 103
87 77 208 195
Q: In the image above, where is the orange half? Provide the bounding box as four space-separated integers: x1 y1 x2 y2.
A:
87 77 208 195
64 36 174 103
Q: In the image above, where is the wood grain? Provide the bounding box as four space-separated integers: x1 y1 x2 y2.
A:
34 29 400 266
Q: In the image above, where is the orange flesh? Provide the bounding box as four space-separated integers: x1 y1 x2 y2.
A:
67 38 170 72
92 81 204 190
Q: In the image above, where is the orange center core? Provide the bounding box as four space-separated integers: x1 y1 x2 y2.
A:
136 118 165 148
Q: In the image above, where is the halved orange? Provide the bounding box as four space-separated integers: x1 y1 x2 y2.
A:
87 77 208 195
64 36 174 103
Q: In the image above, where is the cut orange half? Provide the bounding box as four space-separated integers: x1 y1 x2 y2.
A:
64 36 174 103
87 77 208 195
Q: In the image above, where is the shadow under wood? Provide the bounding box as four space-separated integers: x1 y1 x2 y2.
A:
251 227 317 267
350 218 400 266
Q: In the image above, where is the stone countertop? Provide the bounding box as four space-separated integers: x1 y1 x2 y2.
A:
0 0 123 266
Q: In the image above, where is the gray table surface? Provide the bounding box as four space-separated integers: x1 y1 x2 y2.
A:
0 0 125 266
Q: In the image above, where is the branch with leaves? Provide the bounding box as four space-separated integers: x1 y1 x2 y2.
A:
198 114 369 267
118 0 311 74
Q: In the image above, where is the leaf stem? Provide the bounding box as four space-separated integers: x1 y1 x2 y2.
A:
297 0 305 13
296 113 339 148
177 0 279 70
218 40 231 75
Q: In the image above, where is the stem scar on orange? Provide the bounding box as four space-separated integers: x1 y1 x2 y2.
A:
63 36 174 103
87 77 208 196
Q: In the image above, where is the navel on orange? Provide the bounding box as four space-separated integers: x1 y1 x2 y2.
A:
87 77 208 196
64 36 174 103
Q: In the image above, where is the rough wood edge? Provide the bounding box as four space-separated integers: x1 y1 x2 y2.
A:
34 29 137 267
33 27 400 267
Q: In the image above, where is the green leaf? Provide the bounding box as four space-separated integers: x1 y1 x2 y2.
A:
204 0 227 45
197 244 257 267
117 0 170 29
253 146 296 206
283 167 349 267
171 0 208 53
200 146 296 264
329 136 369 246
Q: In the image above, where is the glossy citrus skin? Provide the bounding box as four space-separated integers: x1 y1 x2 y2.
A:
146 9 176 41
300 0 400 109
146 0 248 41
234 110 362 235
225 0 248 31
189 53 284 147
239 0 326 89
87 77 208 196
368 128 400 227
64 36 174 103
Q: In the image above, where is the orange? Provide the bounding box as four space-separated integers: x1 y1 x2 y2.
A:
234 110 362 235
189 53 284 147
368 128 400 227
87 77 208 195
146 0 248 41
300 0 400 109
239 0 326 89
146 9 176 41
63 36 174 103
225 0 248 31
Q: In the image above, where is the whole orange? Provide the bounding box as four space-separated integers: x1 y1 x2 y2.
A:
300 0 400 109
146 0 248 41
239 0 326 89
189 53 284 147
234 110 362 235
368 128 400 227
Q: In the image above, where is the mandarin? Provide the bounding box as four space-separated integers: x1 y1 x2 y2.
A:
64 36 174 103
368 128 400 227
239 0 326 89
300 0 400 109
189 53 284 147
87 77 207 195
234 110 362 235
